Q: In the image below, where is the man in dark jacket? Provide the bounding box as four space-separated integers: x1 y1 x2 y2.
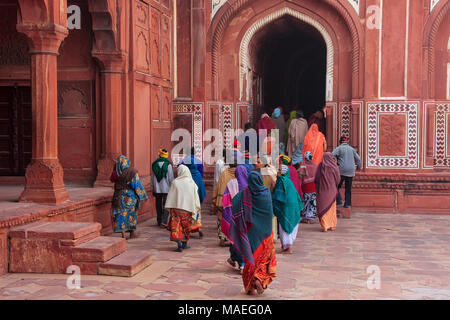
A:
332 137 361 208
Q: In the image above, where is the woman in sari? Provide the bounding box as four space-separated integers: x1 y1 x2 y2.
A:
110 155 149 239
214 149 229 194
222 165 248 272
301 151 318 224
303 123 327 165
180 148 206 237
315 152 340 232
229 171 277 295
180 147 206 204
257 113 276 136
212 150 239 246
272 165 303 254
255 154 278 240
165 165 201 251
279 154 303 199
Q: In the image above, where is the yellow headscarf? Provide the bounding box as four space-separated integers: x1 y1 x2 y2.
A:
278 154 292 165
287 110 297 129
158 149 169 159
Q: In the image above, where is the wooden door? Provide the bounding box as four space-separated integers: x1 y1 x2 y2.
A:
0 86 32 176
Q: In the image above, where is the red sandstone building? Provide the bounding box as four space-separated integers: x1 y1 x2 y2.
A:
0 0 448 275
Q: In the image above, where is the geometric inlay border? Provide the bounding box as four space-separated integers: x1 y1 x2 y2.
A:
172 102 204 162
367 103 419 169
339 103 352 139
220 103 234 149
434 103 450 167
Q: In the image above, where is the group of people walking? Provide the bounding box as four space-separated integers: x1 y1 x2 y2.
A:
107 106 361 296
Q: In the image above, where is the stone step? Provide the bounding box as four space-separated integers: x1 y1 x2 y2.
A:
98 250 152 277
9 221 102 240
72 236 126 263
60 231 101 247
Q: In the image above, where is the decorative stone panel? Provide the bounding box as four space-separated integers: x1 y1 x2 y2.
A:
339 103 352 139
220 104 233 149
367 103 419 169
172 103 204 162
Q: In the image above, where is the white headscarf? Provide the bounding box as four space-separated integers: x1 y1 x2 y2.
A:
165 165 201 216
259 154 278 182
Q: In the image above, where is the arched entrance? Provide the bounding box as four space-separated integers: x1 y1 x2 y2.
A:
208 0 360 150
239 7 333 118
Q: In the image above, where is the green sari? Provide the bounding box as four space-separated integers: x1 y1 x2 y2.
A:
272 167 302 234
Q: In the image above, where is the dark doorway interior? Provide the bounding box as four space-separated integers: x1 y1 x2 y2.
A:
250 15 327 118
0 86 32 176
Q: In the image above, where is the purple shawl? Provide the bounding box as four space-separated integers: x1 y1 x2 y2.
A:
315 152 340 218
221 166 249 239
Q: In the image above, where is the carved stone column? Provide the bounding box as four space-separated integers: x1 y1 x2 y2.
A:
93 53 125 187
17 25 70 204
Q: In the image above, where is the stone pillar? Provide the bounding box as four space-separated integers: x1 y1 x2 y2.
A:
18 25 70 204
94 55 125 187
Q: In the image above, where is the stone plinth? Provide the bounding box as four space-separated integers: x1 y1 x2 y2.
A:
9 221 102 274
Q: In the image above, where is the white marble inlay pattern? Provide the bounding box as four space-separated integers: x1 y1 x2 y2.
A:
430 0 441 13
347 0 360 16
211 0 228 21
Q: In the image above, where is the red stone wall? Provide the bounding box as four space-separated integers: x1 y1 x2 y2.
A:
188 0 450 212
57 0 98 185
0 0 449 214
130 0 174 188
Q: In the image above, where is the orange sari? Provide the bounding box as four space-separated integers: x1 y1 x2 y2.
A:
319 202 337 232
303 124 326 165
242 234 277 294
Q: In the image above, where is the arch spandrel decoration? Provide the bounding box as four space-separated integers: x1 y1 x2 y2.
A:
239 7 334 102
211 0 228 21
347 0 360 16
430 0 442 13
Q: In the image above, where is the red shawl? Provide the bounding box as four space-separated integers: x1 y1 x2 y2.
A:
288 164 303 199
258 114 276 136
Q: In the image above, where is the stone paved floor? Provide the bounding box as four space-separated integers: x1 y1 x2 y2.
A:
1 211 450 300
